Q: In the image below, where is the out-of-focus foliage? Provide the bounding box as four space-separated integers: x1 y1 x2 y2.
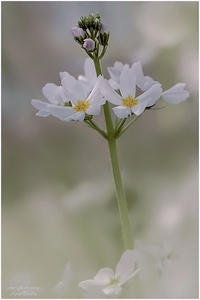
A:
2 2 198 298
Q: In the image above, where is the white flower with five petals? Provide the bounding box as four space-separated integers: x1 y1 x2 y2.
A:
79 250 140 296
31 74 105 122
101 68 163 118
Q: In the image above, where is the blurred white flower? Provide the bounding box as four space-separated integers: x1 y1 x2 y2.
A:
32 75 105 122
162 83 190 104
134 240 176 276
101 68 162 118
79 250 140 296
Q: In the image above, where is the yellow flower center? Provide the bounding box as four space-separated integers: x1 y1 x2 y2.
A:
109 276 120 286
122 95 138 108
74 100 90 112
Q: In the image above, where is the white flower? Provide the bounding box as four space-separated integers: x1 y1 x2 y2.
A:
107 61 130 90
131 61 159 91
101 68 163 118
162 83 190 104
79 250 140 296
32 75 105 122
108 61 158 92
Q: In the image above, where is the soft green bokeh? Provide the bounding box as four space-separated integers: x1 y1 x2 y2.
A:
2 2 198 298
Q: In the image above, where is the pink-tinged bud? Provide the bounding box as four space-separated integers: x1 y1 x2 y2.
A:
71 26 84 37
83 38 95 51
100 22 108 33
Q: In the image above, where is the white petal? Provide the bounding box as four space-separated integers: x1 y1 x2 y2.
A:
88 76 104 104
127 267 140 282
120 68 136 98
115 250 137 285
59 71 69 81
94 268 114 284
73 82 87 103
61 73 79 99
163 83 186 92
78 80 92 96
55 86 68 105
162 83 190 104
31 99 53 117
42 83 59 104
100 79 122 105
131 62 159 91
71 111 85 122
142 76 159 91
86 104 101 116
31 99 49 111
113 106 131 118
78 75 87 83
137 83 163 106
36 111 51 117
48 106 75 121
131 102 147 116
107 67 121 84
107 61 130 85
79 279 105 290
103 285 122 295
108 78 120 90
84 57 97 86
131 61 145 90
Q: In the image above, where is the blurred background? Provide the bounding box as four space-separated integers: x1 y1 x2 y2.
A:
2 1 198 298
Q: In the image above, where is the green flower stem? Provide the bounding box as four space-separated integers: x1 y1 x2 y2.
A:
98 45 107 60
85 119 108 139
114 118 127 138
108 138 133 249
93 57 133 249
116 115 141 139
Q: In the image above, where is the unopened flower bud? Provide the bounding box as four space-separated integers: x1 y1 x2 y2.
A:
71 26 85 38
100 22 108 33
83 38 95 51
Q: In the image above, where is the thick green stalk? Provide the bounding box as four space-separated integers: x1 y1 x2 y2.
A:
93 57 133 249
108 138 133 249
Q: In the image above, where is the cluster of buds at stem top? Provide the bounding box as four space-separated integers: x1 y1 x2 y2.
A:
71 13 109 59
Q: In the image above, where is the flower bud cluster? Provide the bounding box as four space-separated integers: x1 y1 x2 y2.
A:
72 13 109 56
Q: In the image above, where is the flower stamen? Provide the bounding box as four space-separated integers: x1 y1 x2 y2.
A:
122 95 138 108
109 276 120 286
74 100 90 112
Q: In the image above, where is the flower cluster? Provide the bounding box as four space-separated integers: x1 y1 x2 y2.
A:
71 13 109 57
32 58 189 124
78 241 176 296
31 63 105 122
